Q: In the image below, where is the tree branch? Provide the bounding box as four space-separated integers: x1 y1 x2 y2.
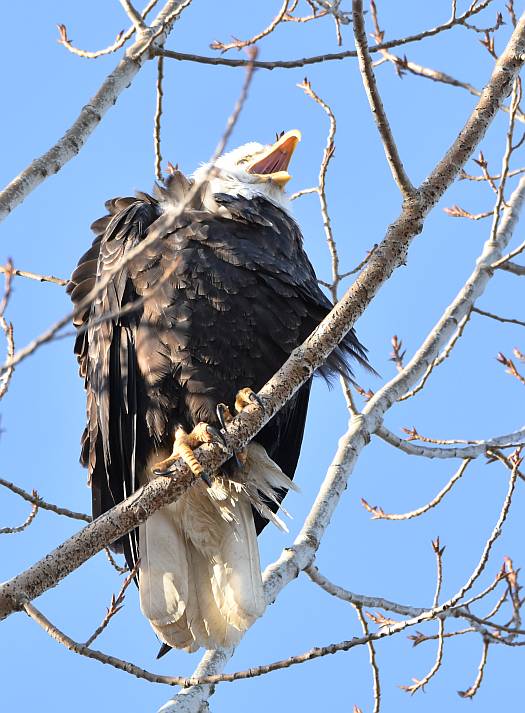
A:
376 424 525 460
0 477 90 522
57 0 160 59
0 0 192 223
155 0 495 70
352 0 415 197
361 459 472 521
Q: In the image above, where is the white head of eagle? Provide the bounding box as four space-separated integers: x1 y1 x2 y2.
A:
192 129 301 211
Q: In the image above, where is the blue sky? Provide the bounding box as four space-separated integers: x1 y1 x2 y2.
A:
1 1 524 711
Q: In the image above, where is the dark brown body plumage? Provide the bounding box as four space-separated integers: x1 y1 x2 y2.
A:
68 172 369 571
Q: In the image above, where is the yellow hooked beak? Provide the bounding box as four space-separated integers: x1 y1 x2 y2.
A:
246 129 301 187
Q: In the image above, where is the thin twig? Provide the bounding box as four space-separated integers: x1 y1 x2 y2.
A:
352 0 414 197
156 1 496 70
297 79 340 300
0 264 67 286
488 78 522 242
376 424 525 460
401 619 445 694
339 244 379 278
432 538 445 608
503 555 522 637
104 547 129 574
460 166 525 182
460 567 508 611
0 500 39 535
361 459 471 521
0 477 90 522
444 205 493 220
57 0 159 59
473 305 525 327
473 151 499 194
0 261 14 399
289 186 318 200
85 562 139 646
390 335 405 371
399 310 472 402
499 260 525 275
284 8 329 24
0 317 14 399
496 352 525 386
458 639 490 698
401 427 479 445
491 236 525 268
305 565 424 617
211 0 290 51
354 605 381 713
409 627 475 647
154 55 165 181
120 0 148 32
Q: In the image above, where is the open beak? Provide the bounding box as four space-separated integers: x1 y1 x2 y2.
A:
246 129 301 187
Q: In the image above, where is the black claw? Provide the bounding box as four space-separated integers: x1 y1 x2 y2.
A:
153 465 174 476
157 643 172 659
248 391 265 410
200 471 213 487
206 424 227 446
216 403 229 432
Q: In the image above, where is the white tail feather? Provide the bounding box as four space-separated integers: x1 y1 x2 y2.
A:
138 443 294 651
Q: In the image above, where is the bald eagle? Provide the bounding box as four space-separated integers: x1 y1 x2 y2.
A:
68 130 369 653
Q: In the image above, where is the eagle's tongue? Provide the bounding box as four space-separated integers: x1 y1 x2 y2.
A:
247 134 299 176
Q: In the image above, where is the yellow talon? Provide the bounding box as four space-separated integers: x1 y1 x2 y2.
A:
234 387 259 414
153 423 222 479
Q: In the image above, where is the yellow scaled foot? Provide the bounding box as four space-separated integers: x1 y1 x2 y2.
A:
153 423 224 482
234 387 263 414
216 388 264 470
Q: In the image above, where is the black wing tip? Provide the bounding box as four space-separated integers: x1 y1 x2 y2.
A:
318 329 380 384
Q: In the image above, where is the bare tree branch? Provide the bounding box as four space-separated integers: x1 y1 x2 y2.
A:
473 306 525 327
458 639 490 698
0 0 192 223
57 0 160 59
0 500 39 535
120 0 149 33
155 1 495 70
211 0 290 52
499 260 525 275
352 0 415 197
0 264 67 287
354 605 381 712
376 424 525 460
154 55 165 181
84 562 139 646
361 459 472 521
0 477 90 522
